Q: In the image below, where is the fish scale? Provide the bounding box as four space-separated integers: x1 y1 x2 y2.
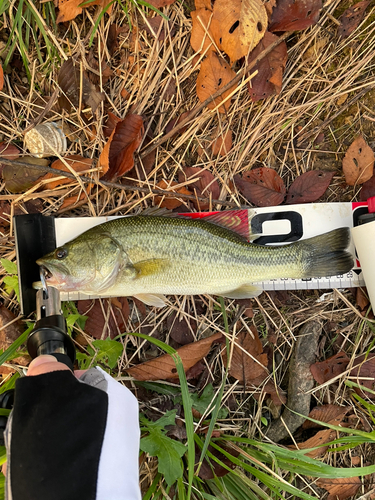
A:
36 215 353 307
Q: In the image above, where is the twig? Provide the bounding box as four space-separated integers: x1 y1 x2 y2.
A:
23 88 60 134
296 84 375 146
139 31 292 159
0 158 240 208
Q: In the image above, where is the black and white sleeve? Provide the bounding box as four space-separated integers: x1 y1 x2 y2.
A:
4 367 141 500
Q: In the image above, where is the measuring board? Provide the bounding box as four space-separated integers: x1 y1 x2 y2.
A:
45 201 367 302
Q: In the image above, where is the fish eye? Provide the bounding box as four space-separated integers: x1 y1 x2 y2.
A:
55 247 68 260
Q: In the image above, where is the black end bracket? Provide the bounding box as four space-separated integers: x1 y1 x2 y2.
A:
14 214 56 316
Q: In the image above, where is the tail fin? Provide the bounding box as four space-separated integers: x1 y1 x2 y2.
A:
299 227 353 278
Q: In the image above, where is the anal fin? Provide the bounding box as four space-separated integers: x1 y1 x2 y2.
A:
133 293 167 307
220 283 263 299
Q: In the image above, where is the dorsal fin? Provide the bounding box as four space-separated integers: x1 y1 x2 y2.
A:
181 210 251 239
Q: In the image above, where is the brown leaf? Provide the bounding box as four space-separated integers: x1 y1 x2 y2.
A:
310 351 349 385
247 32 287 102
222 327 268 384
269 0 322 32
0 142 20 176
167 311 196 346
0 305 23 347
190 9 215 55
145 0 175 8
165 111 191 137
0 64 3 91
338 1 370 38
210 0 267 63
316 477 361 500
178 166 220 210
40 155 94 190
360 174 375 201
195 0 212 10
144 16 176 40
302 404 348 430
58 58 105 114
196 443 238 479
286 170 335 204
289 429 336 458
154 180 192 209
104 111 122 138
126 332 223 381
196 52 236 113
56 0 113 23
211 128 232 156
77 298 128 340
100 114 144 181
3 157 49 193
234 167 286 207
350 353 375 399
343 135 374 186
356 287 370 312
86 51 113 85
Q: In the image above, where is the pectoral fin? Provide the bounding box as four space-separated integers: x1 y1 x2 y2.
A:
220 283 263 299
134 259 169 277
133 293 167 307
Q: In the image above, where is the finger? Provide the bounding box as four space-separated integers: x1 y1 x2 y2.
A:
27 355 70 376
2 462 6 476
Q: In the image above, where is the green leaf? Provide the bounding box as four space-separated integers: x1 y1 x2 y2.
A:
140 411 187 486
1 258 18 275
190 384 228 419
3 276 20 302
91 339 123 369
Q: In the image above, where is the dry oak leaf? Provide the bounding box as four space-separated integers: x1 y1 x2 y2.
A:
350 353 375 399
155 180 192 210
56 0 113 23
196 52 237 113
195 0 212 10
41 155 94 190
178 166 220 210
222 327 268 384
234 167 286 207
77 298 129 340
286 170 335 204
145 0 175 8
58 58 105 114
126 332 223 381
310 351 349 385
343 135 374 186
316 477 361 500
211 128 232 156
360 173 375 201
100 114 144 181
338 0 371 38
144 16 176 40
0 64 3 92
3 157 49 194
247 31 287 102
302 404 348 430
289 428 336 459
269 0 322 32
0 142 20 175
190 9 215 55
210 0 267 63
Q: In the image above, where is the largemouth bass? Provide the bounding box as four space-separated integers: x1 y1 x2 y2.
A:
36 214 353 307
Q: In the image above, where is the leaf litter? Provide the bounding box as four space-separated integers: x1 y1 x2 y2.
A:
2 0 375 495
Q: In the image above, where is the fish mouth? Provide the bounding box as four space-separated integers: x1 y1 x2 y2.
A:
36 260 68 288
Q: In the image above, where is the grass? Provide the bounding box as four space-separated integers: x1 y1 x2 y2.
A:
2 0 375 498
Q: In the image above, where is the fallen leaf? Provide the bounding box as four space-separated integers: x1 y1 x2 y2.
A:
234 167 286 207
310 351 349 385
77 298 129 340
144 16 176 40
121 88 131 100
167 311 196 346
350 353 375 399
103 111 122 138
126 332 223 381
211 0 267 63
145 0 176 8
338 1 370 38
196 52 236 113
302 404 348 430
154 180 192 209
190 8 215 55
247 31 287 102
356 287 370 312
222 327 268 384
3 157 49 193
0 142 20 175
195 0 212 10
40 155 94 190
360 174 375 201
86 51 113 85
264 0 276 17
211 128 232 156
100 114 144 181
58 58 105 114
165 110 191 137
290 429 336 458
56 0 113 23
286 170 335 204
343 135 374 186
178 166 220 210
316 477 361 500
0 64 3 91
269 0 322 32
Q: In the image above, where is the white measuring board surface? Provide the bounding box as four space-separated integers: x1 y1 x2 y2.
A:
53 202 368 301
